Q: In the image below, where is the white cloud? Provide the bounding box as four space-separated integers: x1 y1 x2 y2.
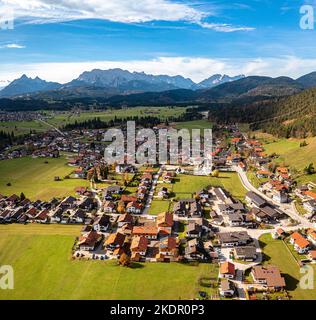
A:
199 22 255 32
0 56 316 84
1 0 253 32
0 43 25 48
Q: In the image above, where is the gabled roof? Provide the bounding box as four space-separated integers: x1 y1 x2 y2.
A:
220 262 235 275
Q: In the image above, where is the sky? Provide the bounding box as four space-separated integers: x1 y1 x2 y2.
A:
1 0 316 84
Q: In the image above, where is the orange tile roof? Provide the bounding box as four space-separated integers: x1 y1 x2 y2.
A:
220 262 235 275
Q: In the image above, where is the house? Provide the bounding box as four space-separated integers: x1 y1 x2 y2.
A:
272 191 288 204
184 239 206 261
104 232 126 250
186 222 202 238
273 228 286 239
217 204 234 215
130 236 148 256
79 197 95 210
218 232 252 247
126 201 142 214
121 195 138 203
34 210 49 223
173 199 202 217
70 209 86 224
132 226 159 239
234 246 257 261
245 191 266 208
78 231 102 251
303 200 316 214
228 213 244 227
162 172 175 183
308 250 316 261
157 212 173 229
117 213 133 228
220 262 235 279
104 186 122 200
93 215 110 232
157 187 169 199
290 232 310 254
219 279 236 298
60 196 77 209
256 170 271 179
251 265 286 290
103 201 116 213
158 237 178 258
307 229 316 246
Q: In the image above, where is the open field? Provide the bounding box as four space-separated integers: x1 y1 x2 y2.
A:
47 107 186 128
0 120 51 136
0 107 186 135
172 172 247 202
259 233 316 300
258 134 316 185
0 224 218 300
174 120 212 131
0 157 91 200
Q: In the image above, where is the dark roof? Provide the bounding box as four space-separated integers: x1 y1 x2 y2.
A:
246 191 266 207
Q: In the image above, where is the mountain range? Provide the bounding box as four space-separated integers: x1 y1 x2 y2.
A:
0 69 245 98
1 70 316 110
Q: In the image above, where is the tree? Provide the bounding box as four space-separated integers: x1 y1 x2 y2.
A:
119 253 131 267
304 163 315 175
211 170 220 178
20 192 26 201
117 201 126 214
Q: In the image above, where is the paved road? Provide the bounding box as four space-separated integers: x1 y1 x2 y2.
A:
234 165 314 229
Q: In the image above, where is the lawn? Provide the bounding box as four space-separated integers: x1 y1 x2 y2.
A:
174 120 212 132
0 157 91 201
148 200 171 215
259 233 316 300
172 173 247 202
0 224 218 300
247 172 268 188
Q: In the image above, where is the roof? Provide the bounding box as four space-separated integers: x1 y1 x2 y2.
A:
309 250 316 259
246 191 266 207
132 226 158 236
276 228 285 235
220 262 235 275
304 191 316 200
234 246 257 258
131 236 148 252
157 212 173 227
104 232 126 247
291 232 310 249
159 237 177 251
117 213 133 224
252 265 286 288
218 231 251 244
78 231 101 247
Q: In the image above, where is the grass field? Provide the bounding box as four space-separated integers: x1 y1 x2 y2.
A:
0 224 218 300
0 157 91 200
0 120 51 135
174 120 212 132
259 233 316 300
260 135 316 185
47 107 186 128
172 173 247 202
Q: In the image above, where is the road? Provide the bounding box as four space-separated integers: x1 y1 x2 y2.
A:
38 118 65 136
142 166 163 215
234 165 314 229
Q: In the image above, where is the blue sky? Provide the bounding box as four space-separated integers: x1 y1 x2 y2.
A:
0 0 316 83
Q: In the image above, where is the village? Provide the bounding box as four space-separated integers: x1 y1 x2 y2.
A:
1 120 316 300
